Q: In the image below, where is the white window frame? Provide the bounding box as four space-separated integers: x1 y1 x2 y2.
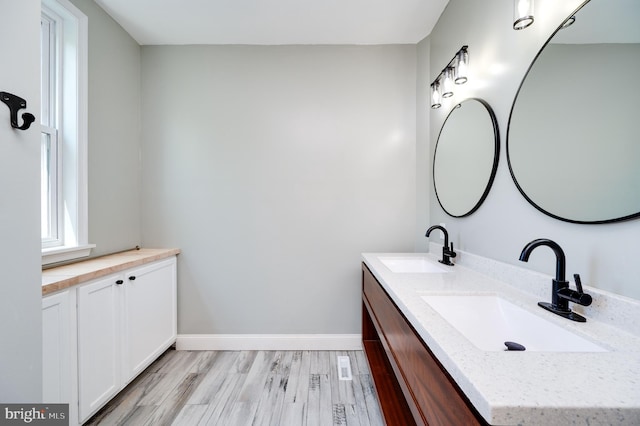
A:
41 0 94 265
41 11 60 247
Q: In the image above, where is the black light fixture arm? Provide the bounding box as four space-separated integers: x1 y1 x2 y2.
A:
430 45 468 86
1 91 36 131
430 46 469 109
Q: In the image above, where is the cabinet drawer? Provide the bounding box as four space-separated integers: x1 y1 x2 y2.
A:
363 265 484 426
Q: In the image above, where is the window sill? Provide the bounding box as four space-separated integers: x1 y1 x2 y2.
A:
42 244 96 266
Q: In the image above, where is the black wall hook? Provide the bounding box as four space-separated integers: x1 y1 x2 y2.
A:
1 91 36 131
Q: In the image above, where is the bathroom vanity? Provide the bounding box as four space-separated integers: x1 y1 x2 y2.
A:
363 263 485 425
362 250 640 425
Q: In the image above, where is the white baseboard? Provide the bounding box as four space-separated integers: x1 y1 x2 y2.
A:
176 334 362 351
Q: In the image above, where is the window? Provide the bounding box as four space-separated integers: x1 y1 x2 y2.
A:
40 0 93 264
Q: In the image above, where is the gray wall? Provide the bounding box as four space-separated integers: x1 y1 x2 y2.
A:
140 45 417 334
70 0 142 258
0 0 42 402
424 0 640 300
415 37 431 253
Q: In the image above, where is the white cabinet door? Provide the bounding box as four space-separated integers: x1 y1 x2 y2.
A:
77 275 122 421
123 257 177 379
42 290 79 425
42 290 73 403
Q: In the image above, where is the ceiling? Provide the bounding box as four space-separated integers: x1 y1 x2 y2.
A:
94 0 450 46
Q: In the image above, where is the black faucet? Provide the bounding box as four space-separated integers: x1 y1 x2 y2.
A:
519 238 592 322
426 225 456 266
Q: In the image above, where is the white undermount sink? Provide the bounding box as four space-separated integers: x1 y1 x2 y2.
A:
421 293 607 352
378 256 449 274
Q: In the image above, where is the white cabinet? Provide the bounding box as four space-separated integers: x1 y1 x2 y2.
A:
42 255 177 425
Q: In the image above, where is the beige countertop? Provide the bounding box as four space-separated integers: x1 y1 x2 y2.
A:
42 248 180 296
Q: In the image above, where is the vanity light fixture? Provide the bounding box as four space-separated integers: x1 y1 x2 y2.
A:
513 0 534 30
429 45 469 109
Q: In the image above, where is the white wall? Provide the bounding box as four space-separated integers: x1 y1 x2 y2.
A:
140 45 417 334
424 0 640 300
70 0 142 258
0 0 42 401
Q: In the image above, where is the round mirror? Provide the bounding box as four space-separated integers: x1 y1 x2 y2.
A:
508 0 640 223
433 98 499 217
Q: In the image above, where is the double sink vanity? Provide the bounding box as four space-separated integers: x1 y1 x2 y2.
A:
362 247 640 425
411 1 640 423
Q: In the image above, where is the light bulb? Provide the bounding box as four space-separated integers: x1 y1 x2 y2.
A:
431 82 442 109
442 68 454 98
455 49 469 84
514 0 534 30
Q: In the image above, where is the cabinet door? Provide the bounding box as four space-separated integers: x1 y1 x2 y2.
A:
42 291 73 403
363 265 484 426
77 275 122 422
123 257 177 380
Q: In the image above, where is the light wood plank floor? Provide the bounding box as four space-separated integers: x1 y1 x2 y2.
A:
86 349 384 426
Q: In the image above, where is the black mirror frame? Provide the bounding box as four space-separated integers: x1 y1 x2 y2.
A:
506 0 640 224
433 98 500 218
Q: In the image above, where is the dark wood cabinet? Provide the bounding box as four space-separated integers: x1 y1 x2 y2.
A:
362 263 488 426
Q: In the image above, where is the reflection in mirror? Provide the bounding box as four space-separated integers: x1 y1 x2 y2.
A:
508 0 640 223
434 99 499 217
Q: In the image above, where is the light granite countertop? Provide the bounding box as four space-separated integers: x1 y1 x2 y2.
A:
42 248 180 296
362 250 640 426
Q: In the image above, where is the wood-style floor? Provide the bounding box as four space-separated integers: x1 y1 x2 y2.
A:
86 349 384 426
